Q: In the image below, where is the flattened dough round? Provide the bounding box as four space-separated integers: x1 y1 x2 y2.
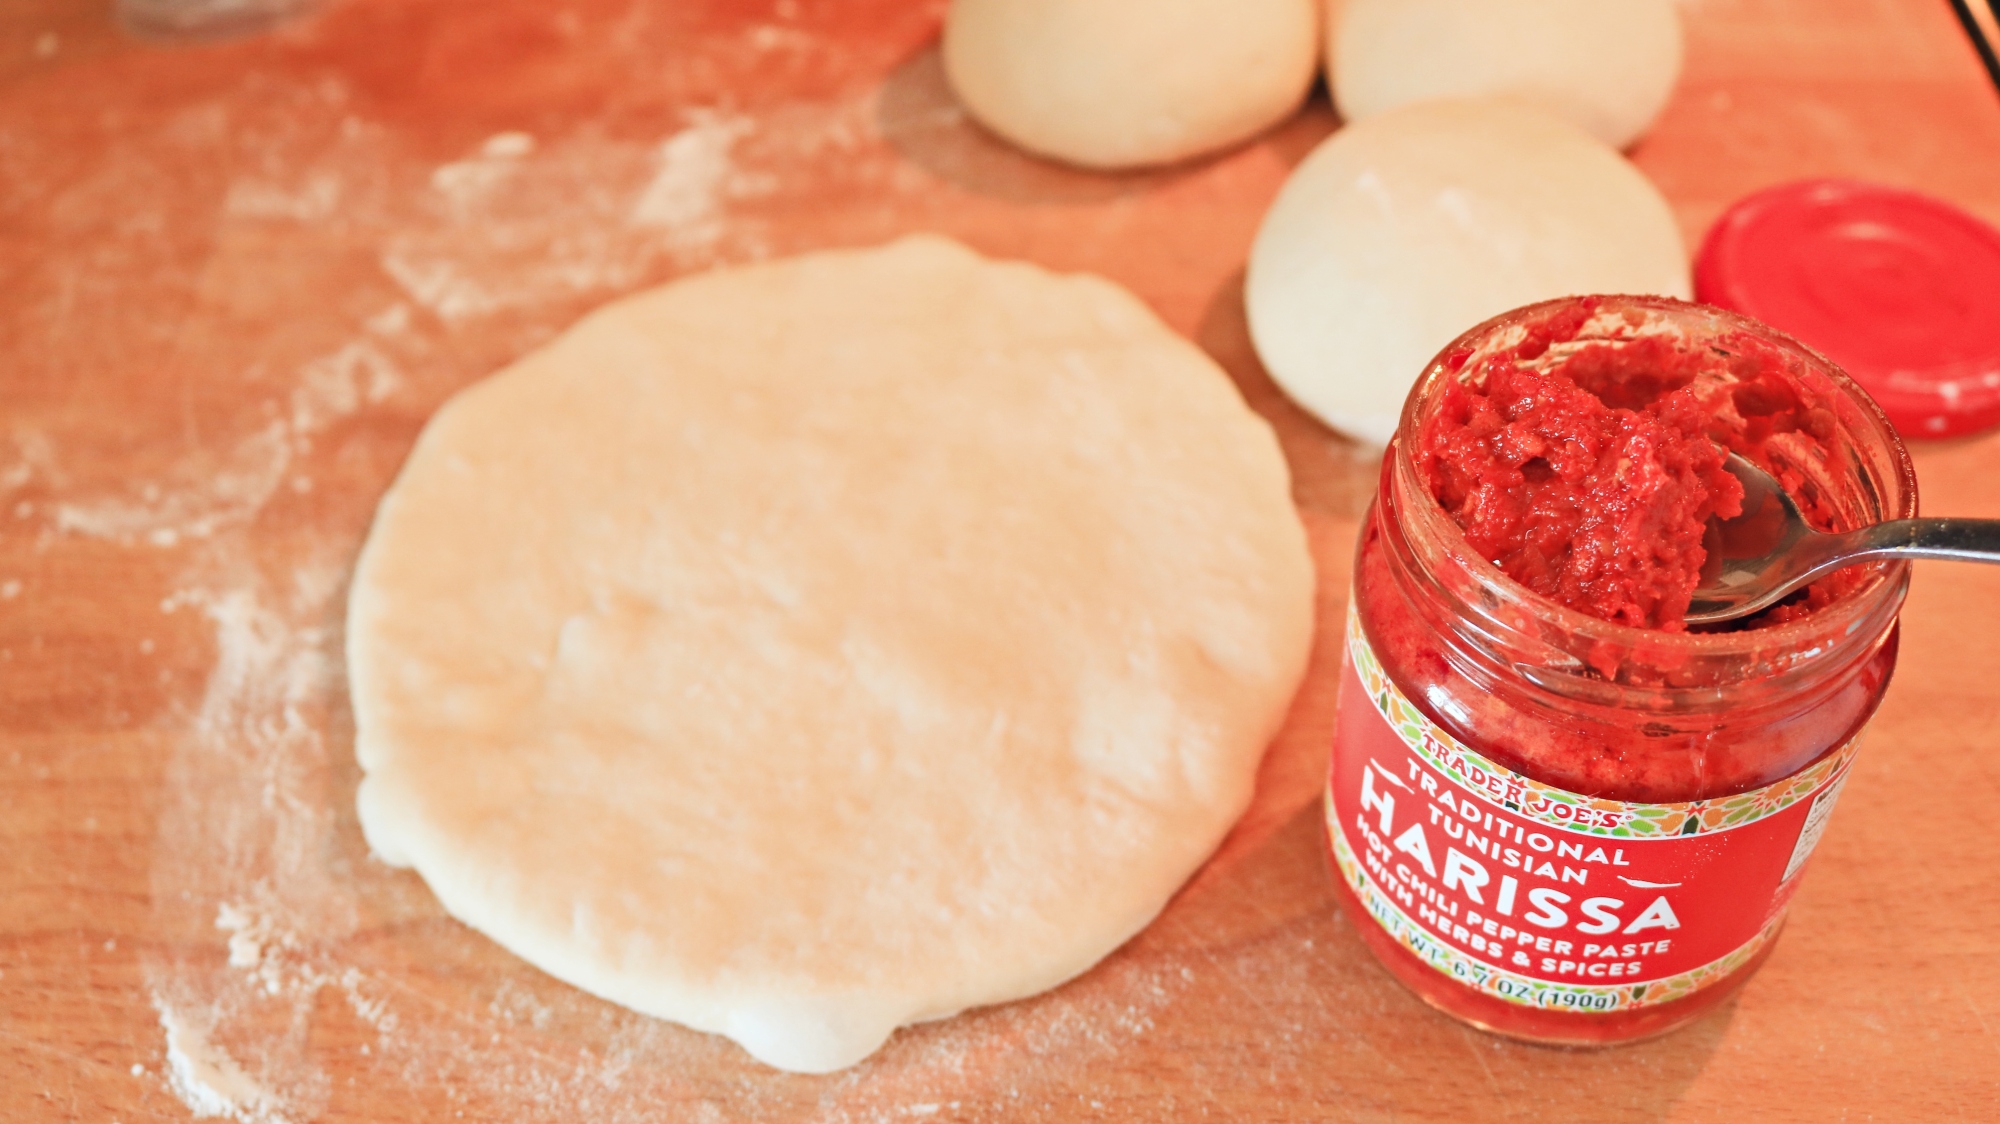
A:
348 235 1314 1073
943 0 1321 169
1245 99 1689 445
1332 0 1683 150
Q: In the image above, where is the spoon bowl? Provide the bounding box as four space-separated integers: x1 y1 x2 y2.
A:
1686 453 2000 624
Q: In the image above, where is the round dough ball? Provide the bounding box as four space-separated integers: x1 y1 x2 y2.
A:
943 0 1321 169
1245 99 1689 445
348 235 1314 1073
1332 0 1682 150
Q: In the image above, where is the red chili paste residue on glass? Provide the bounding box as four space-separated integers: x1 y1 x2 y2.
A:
1417 300 1856 632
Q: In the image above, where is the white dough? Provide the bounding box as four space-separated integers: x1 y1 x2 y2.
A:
1332 0 1683 150
1245 99 1690 446
943 0 1321 169
348 235 1314 1073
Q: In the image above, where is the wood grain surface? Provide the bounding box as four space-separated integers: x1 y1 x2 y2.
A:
4 1 1999 1120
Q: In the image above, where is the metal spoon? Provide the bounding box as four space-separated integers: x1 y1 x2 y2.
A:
1685 453 2000 625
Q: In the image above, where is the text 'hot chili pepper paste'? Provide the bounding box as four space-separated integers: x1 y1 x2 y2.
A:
1326 296 1914 1044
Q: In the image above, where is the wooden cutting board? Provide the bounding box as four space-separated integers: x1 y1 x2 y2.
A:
5 1 1999 1119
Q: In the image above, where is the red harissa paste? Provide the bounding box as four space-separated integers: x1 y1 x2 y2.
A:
1422 338 1742 631
1419 297 1861 634
1328 296 1913 1044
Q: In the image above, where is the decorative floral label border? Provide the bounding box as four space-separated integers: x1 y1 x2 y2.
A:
1345 607 1860 839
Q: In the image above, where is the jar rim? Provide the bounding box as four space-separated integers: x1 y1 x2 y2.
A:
1390 294 1916 671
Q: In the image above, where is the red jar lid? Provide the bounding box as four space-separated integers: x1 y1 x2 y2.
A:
1694 179 2000 439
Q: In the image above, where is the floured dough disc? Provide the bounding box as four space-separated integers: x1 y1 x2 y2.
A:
1245 99 1689 445
1331 0 1682 150
348 235 1314 1073
943 0 1321 169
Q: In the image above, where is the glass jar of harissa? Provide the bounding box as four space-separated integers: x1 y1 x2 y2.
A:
1325 295 1916 1044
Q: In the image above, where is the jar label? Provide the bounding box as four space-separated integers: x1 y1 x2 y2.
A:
1326 602 1859 1014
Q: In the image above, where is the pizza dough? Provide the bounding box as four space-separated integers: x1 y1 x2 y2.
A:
942 0 1321 169
348 235 1314 1073
1244 99 1690 445
1331 0 1682 150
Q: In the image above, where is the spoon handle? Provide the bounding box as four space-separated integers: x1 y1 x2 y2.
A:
1831 517 2000 566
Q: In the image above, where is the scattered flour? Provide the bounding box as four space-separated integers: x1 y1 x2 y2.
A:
629 110 766 239
4 431 62 495
290 340 402 434
426 132 536 207
379 110 777 323
53 422 292 546
46 328 400 547
158 1003 289 1123
145 565 353 1122
225 174 342 222
84 10 1212 1121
